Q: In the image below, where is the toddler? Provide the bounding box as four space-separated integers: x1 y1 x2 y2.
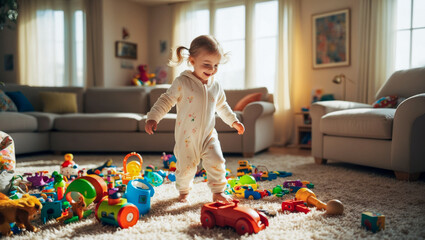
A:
145 35 244 203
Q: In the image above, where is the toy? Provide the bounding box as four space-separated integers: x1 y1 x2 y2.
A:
40 200 63 224
56 192 87 223
281 199 310 214
95 196 139 228
65 178 97 206
0 192 42 236
200 199 268 235
87 159 114 175
78 175 108 203
237 160 253 176
361 211 385 233
295 188 344 215
125 178 155 216
161 152 177 171
144 171 163 187
25 171 53 189
122 152 144 184
271 185 289 197
253 165 277 181
60 153 81 178
52 171 66 200
132 64 156 86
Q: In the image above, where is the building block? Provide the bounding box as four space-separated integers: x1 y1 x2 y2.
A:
361 211 385 233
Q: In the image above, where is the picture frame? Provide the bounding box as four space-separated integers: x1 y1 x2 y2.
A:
312 8 350 69
115 41 137 60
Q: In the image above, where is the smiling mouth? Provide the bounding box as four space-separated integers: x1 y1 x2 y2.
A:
203 72 211 77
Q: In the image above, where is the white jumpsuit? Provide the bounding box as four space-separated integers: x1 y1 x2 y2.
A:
147 70 239 194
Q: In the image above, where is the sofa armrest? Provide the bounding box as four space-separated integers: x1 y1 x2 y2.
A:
392 93 425 173
310 100 372 158
242 101 275 119
241 101 275 156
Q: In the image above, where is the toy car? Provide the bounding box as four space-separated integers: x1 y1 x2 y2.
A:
201 199 268 235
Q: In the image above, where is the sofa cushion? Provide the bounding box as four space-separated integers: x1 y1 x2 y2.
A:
40 91 78 114
0 90 17 112
0 112 37 132
233 92 263 111
85 87 149 114
24 112 58 131
225 87 269 109
54 113 143 132
321 108 395 140
5 91 35 112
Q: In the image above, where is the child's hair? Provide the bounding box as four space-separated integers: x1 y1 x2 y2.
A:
169 35 229 67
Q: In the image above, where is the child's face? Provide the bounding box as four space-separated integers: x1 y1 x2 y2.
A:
189 50 221 82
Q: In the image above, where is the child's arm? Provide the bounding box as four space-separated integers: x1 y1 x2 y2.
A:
216 86 245 135
145 79 182 134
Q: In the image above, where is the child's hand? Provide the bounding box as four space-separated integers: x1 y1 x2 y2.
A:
232 121 245 135
145 120 158 135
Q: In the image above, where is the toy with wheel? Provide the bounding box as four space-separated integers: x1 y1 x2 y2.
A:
95 196 139 228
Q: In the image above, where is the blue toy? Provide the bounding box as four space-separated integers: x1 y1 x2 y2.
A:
125 179 155 216
144 171 163 187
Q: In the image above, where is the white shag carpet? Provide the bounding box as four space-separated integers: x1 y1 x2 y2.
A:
5 150 425 240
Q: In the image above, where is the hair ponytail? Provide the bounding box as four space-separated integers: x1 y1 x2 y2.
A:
168 46 189 67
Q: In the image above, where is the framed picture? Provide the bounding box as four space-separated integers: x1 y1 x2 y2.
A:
312 8 350 69
115 41 137 59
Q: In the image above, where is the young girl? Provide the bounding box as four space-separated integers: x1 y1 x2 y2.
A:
145 35 245 203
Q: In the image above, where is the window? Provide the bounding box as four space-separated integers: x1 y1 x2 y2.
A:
395 0 425 70
253 1 278 93
188 0 278 92
35 8 85 87
214 4 246 89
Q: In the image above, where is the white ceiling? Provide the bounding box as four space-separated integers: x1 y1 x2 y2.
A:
130 0 189 6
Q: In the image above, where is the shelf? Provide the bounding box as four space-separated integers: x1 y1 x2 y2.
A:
296 112 311 149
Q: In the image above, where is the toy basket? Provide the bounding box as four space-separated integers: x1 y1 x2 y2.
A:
0 131 16 194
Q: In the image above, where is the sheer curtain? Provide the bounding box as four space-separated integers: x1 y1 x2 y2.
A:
273 0 301 146
170 1 209 81
358 0 397 103
18 0 102 87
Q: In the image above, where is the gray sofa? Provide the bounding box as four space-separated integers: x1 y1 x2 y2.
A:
0 85 275 157
310 67 425 180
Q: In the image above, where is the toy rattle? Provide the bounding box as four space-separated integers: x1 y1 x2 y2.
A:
295 188 344 215
122 152 144 184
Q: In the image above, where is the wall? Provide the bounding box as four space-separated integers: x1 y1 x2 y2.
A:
296 0 360 111
0 28 18 84
102 0 149 87
148 4 173 83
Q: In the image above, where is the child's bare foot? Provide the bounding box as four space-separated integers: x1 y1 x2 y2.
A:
178 193 189 203
213 192 233 202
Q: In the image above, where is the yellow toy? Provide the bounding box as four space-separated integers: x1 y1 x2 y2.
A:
0 192 42 236
122 152 144 184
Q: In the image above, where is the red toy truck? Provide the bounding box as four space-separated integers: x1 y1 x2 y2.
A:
200 199 268 235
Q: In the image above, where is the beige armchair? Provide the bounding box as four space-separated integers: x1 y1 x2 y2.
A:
310 67 425 180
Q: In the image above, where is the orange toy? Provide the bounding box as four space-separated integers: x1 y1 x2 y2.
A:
122 152 144 184
295 188 344 215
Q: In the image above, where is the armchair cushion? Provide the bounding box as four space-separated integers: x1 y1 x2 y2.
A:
321 108 395 140
233 92 262 111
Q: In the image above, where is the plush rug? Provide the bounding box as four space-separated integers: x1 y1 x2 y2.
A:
6 149 425 240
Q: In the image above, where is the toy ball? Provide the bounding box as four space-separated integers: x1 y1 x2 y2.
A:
239 175 257 185
326 199 344 215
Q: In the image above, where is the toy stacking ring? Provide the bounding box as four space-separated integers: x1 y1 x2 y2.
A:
123 152 143 175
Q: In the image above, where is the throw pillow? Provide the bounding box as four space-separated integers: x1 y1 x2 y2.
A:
5 91 35 112
373 95 399 108
0 90 17 112
39 91 78 113
234 92 263 111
